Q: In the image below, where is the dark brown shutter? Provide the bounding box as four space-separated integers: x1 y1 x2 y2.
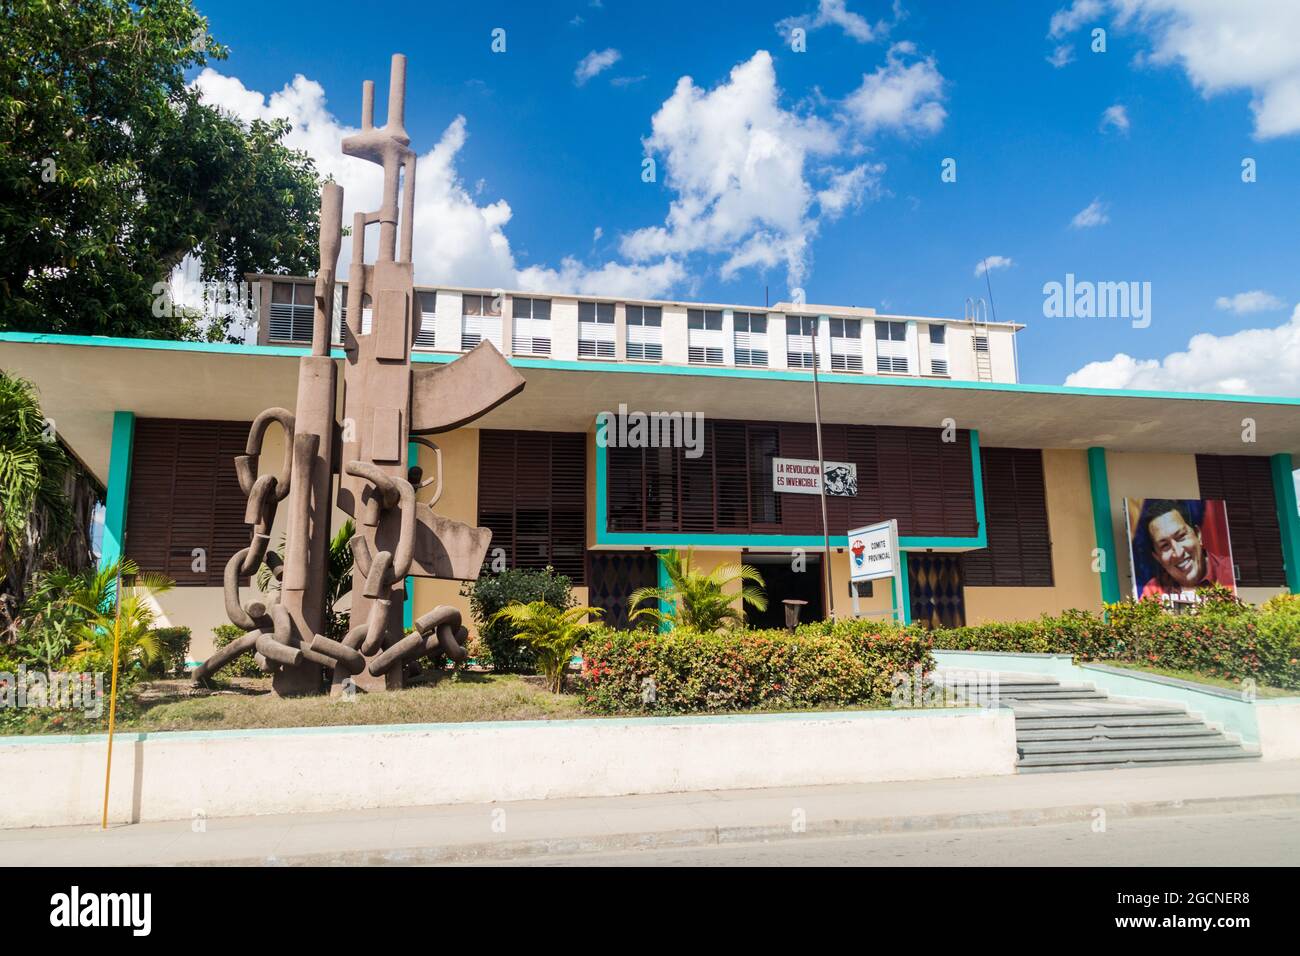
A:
1196 454 1285 587
125 418 251 586
961 447 1053 587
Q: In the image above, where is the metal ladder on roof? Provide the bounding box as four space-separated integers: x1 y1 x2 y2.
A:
964 297 993 382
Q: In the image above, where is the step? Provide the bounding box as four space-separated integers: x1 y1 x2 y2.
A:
1014 713 1202 730
1018 746 1260 768
1019 753 1262 774
1018 735 1240 755
991 690 1110 701
1013 703 1189 720
1017 724 1221 742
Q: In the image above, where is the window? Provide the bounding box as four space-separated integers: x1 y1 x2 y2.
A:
626 304 663 361
875 320 909 373
928 323 948 376
733 311 768 367
268 282 314 342
687 308 724 364
960 447 1054 587
512 297 551 356
414 290 437 348
829 318 863 372
786 315 818 369
461 292 503 350
1196 455 1287 587
578 301 615 358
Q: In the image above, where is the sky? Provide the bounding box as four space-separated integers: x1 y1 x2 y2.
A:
189 0 1300 394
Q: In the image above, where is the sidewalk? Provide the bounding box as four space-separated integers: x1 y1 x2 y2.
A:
6 760 1300 866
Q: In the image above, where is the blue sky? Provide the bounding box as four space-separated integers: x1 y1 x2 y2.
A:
192 0 1300 392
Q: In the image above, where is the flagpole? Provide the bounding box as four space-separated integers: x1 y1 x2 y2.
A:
811 315 835 619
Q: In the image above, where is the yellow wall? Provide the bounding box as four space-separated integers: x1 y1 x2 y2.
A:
964 448 1101 623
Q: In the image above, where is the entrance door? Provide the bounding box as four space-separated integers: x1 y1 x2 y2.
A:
743 554 824 629
907 553 966 629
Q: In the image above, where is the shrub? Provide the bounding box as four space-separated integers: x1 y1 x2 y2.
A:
461 567 574 673
210 624 261 679
579 623 934 715
147 627 191 678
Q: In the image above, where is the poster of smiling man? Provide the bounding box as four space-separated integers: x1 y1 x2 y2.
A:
1124 498 1237 603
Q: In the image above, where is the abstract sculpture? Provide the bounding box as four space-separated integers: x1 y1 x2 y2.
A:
194 54 525 695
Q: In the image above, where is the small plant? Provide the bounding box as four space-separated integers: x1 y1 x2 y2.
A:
489 602 603 693
628 548 767 632
66 559 174 676
462 567 574 673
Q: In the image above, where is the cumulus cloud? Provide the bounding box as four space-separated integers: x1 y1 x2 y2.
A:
1065 305 1300 396
975 255 1014 277
1215 290 1287 314
1051 0 1300 139
776 0 893 43
1100 103 1130 132
190 68 680 298
619 50 883 287
1047 44 1076 68
575 48 621 86
1070 197 1110 228
842 42 947 136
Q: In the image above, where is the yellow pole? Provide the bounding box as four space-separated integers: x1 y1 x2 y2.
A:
101 570 123 830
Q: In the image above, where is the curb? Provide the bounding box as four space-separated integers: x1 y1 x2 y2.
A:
176 791 1300 866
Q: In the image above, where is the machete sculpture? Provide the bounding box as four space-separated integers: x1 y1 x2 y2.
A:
194 54 525 695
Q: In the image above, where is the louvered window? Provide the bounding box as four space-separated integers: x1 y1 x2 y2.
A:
786 316 818 369
875 320 909 373
1196 454 1286 587
268 282 314 342
960 447 1053 587
626 304 663 361
829 318 863 372
512 296 552 356
125 419 251 586
734 311 769 367
461 293 503 350
928 323 949 376
414 290 437 348
687 308 724 364
578 301 615 358
478 430 586 583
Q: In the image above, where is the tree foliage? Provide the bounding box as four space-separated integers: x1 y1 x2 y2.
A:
628 548 767 632
0 0 322 339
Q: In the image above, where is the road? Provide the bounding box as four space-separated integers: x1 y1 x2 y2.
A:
489 810 1300 866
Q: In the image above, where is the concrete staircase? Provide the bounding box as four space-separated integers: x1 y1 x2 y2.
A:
933 670 1261 774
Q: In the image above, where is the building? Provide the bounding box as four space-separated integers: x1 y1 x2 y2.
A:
3 276 1298 662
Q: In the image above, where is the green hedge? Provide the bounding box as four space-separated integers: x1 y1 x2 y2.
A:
461 567 574 674
210 624 262 679
148 627 191 678
579 624 934 715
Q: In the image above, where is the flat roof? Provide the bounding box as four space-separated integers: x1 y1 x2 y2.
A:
3 331 1298 484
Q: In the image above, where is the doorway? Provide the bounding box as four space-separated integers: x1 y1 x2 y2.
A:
743 553 824 629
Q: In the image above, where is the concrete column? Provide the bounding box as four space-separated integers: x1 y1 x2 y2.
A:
100 411 135 572
1087 447 1122 604
1271 453 1300 594
614 302 627 361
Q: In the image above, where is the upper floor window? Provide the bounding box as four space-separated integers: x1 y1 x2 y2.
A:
461 292 503 351
269 282 314 342
687 308 724 364
786 315 818 369
927 323 948 376
414 290 437 349
875 320 909 373
828 318 863 372
578 301 615 358
512 296 552 356
626 304 663 361
733 311 768 367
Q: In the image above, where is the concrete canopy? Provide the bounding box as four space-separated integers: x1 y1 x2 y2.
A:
4 332 1300 483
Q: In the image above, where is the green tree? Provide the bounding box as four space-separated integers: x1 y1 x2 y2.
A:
67 558 174 674
628 548 767 632
489 602 603 693
0 0 321 340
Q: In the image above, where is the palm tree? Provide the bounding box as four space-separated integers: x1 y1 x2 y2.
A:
67 558 174 673
628 548 767 632
489 601 604 693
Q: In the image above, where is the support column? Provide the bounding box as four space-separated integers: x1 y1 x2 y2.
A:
1087 447 1122 604
99 411 135 571
1271 453 1300 594
657 548 672 633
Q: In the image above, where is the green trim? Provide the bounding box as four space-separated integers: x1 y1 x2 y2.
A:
100 411 135 571
1087 447 1122 604
898 552 912 625
7 331 1300 408
1271 453 1300 594
655 549 672 633
594 417 987 552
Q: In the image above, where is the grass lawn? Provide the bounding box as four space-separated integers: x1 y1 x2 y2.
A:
1099 660 1298 699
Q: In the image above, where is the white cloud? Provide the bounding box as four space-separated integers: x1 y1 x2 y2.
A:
1100 103 1130 132
575 48 621 86
1065 305 1300 396
1049 0 1105 39
974 255 1014 277
1070 197 1110 228
619 50 881 288
1053 1 1300 139
191 68 681 298
776 0 894 43
1215 290 1287 314
1047 44 1076 68
516 257 687 298
842 42 947 136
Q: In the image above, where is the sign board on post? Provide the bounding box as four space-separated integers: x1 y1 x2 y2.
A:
847 520 902 621
773 458 857 496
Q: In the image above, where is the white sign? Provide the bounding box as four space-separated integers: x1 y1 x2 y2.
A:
848 520 897 583
773 458 857 496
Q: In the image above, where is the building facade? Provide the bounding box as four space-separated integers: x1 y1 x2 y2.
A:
4 278 1298 663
